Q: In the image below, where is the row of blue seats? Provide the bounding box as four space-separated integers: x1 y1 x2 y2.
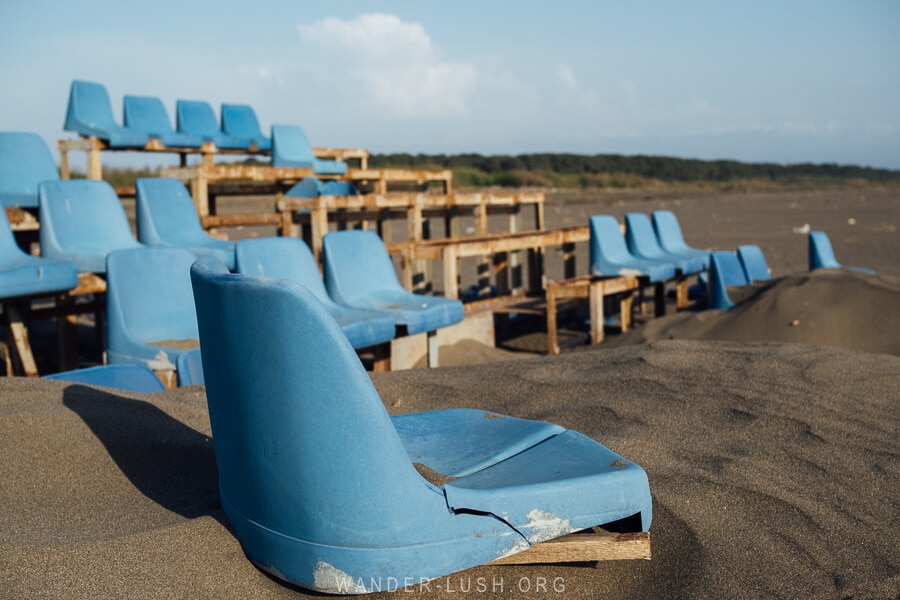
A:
0 131 354 212
63 80 348 174
23 177 462 383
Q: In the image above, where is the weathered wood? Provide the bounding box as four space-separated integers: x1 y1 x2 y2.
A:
4 304 38 377
5 207 39 231
490 529 651 565
200 213 285 229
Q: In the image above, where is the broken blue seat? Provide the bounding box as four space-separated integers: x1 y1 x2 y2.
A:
123 95 203 148
235 237 396 349
707 250 749 310
625 212 705 275
589 215 676 282
0 132 60 209
135 178 236 270
105 247 199 373
176 100 250 150
39 180 144 273
651 210 710 269
808 231 875 274
322 230 463 336
63 80 149 147
271 124 348 175
221 104 271 152
44 364 166 393
189 257 652 593
736 245 771 282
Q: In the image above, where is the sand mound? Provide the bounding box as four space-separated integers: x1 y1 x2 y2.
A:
602 270 900 356
2 340 898 599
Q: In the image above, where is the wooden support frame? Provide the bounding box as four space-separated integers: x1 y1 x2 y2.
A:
544 275 641 354
490 528 651 565
387 225 589 300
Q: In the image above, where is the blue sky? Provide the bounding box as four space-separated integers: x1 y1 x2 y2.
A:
1 1 898 170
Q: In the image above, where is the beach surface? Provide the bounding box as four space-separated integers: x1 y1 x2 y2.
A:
2 184 898 599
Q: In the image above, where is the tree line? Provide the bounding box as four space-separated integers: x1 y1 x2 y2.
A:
367 152 900 188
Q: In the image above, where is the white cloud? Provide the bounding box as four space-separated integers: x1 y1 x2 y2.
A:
556 63 578 90
297 14 478 118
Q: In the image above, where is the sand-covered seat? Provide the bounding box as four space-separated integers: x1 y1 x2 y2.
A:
651 210 710 269
175 100 249 150
625 212 705 275
39 180 144 273
708 250 750 310
808 231 875 274
0 132 60 209
189 257 652 593
235 237 396 350
123 95 203 148
63 80 149 148
135 177 236 270
220 104 271 152
322 230 463 336
44 364 166 393
737 245 771 282
271 124 348 175
105 247 199 375
589 215 676 282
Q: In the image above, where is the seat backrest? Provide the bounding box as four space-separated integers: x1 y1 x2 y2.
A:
38 180 140 271
190 258 427 540
0 132 59 209
135 178 207 246
106 247 199 343
271 124 315 167
63 80 119 134
707 251 742 309
737 245 771 282
176 347 204 386
808 231 840 270
123 95 177 137
589 215 635 270
713 250 748 287
651 210 690 253
235 237 331 304
176 100 221 138
221 104 266 141
322 230 404 306
625 212 666 259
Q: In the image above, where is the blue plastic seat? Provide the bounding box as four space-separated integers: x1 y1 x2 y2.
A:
39 180 143 273
175 100 250 150
589 215 676 283
176 347 204 386
105 247 199 372
271 125 348 175
625 212 705 275
235 237 396 349
808 231 875 274
736 245 771 282
189 257 652 592
135 178 236 270
0 208 78 298
63 80 149 148
651 210 710 269
284 177 358 198
123 95 204 148
322 230 463 335
221 104 271 152
44 364 166 393
707 250 749 310
0 132 60 209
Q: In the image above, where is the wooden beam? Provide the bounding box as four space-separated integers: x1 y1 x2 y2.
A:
490 529 651 565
